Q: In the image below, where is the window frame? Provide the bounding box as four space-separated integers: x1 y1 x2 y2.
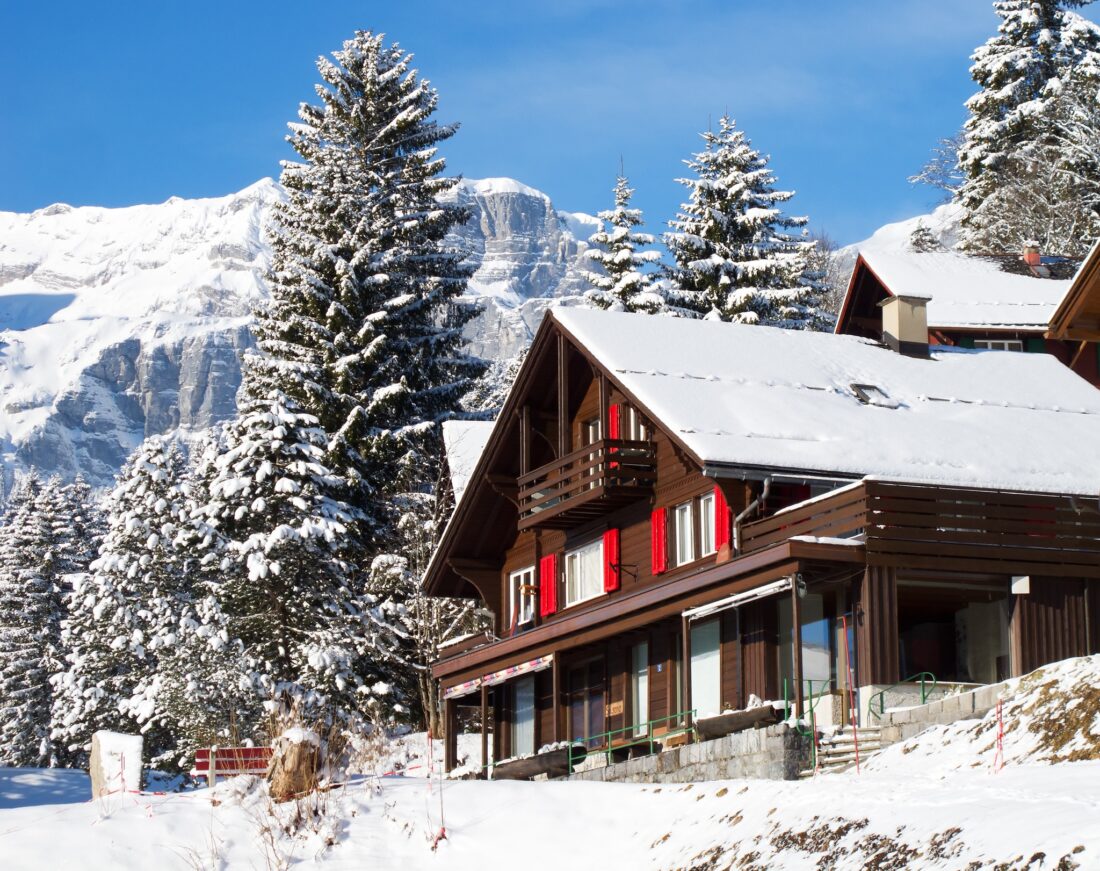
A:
508 565 537 629
698 491 716 557
672 500 695 567
564 538 605 608
973 339 1024 352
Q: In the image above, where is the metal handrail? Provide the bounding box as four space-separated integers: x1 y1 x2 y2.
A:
866 672 938 721
567 708 697 769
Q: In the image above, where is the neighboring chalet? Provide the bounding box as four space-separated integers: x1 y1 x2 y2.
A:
425 305 1100 775
835 243 1100 386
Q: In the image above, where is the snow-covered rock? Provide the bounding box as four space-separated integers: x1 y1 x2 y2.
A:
0 177 597 486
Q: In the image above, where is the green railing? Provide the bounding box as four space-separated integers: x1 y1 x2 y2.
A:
867 672 937 721
567 709 697 770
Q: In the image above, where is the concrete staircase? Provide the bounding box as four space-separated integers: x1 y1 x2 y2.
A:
799 725 883 777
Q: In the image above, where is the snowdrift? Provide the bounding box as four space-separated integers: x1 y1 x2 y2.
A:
0 656 1096 869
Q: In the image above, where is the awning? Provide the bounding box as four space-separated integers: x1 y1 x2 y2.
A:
481 654 555 688
682 578 792 622
442 677 482 701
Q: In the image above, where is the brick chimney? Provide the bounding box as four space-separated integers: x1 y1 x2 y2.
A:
1023 241 1041 267
878 294 930 357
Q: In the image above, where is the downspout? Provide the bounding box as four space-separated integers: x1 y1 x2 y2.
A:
732 476 772 555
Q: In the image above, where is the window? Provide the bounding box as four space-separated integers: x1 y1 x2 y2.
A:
699 492 716 557
568 658 605 748
631 641 649 736
512 676 535 757
690 619 721 718
565 539 604 607
623 405 648 441
850 383 900 408
973 339 1023 352
508 566 536 629
673 501 695 566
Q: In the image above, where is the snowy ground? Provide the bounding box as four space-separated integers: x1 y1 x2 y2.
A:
0 656 1096 870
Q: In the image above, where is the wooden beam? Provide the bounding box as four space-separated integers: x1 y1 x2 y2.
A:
1070 339 1090 371
791 576 804 719
557 332 569 457
598 371 609 439
486 473 519 507
681 615 692 730
480 684 489 777
520 404 531 476
444 697 458 773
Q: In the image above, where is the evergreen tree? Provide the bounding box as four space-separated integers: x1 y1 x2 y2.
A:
663 114 832 329
958 0 1100 252
195 387 401 728
51 439 188 765
0 473 64 766
583 176 665 312
253 30 485 554
909 221 945 253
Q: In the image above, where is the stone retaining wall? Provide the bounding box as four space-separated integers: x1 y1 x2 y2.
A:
878 680 1008 746
563 724 813 784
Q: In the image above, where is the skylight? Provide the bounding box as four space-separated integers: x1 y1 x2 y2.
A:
850 383 900 409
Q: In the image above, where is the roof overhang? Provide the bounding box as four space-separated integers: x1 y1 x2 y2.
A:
1048 236 1100 341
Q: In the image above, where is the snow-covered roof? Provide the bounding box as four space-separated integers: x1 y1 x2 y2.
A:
857 249 1074 329
442 421 495 502
553 308 1100 495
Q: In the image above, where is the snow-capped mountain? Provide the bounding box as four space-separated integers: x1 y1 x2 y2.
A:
0 178 598 486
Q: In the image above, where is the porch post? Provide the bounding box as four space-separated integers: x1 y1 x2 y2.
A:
552 653 562 742
681 615 693 730
443 697 457 773
791 576 804 720
480 683 489 777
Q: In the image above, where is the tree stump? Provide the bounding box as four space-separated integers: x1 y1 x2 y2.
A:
267 730 322 802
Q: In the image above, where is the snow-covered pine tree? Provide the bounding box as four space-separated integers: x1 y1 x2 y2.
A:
663 114 832 329
252 31 486 552
909 221 945 253
196 387 402 729
958 0 1100 253
0 473 69 766
583 176 665 312
51 438 188 765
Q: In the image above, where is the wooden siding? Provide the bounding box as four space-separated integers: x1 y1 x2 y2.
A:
740 485 865 553
1010 577 1091 675
856 565 900 686
720 609 741 711
740 600 778 701
863 481 1100 578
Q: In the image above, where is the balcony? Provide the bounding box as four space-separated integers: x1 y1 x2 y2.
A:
517 439 656 530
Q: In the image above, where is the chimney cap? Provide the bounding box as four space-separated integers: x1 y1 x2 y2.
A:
877 293 931 307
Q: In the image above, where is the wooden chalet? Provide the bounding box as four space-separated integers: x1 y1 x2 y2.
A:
426 306 1100 775
836 243 1100 386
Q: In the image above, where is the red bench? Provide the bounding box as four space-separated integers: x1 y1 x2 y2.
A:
192 746 273 787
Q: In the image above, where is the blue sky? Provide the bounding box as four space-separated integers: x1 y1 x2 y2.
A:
3 1 1096 243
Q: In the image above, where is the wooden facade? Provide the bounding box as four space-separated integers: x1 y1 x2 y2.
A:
426 313 1100 775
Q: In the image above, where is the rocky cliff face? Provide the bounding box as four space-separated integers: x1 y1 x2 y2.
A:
0 177 597 487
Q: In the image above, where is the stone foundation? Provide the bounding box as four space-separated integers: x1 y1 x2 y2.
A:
562 724 813 784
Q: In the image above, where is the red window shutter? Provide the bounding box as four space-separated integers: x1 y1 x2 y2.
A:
539 554 558 617
714 485 731 550
603 528 621 592
650 507 668 575
608 403 621 439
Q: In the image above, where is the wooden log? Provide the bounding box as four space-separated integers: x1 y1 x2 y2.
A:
693 706 778 742
491 745 587 781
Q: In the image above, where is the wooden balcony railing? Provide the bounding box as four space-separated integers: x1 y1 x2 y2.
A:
517 439 656 530
739 483 867 554
739 480 1100 578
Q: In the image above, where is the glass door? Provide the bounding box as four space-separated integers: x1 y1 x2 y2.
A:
568 658 605 748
